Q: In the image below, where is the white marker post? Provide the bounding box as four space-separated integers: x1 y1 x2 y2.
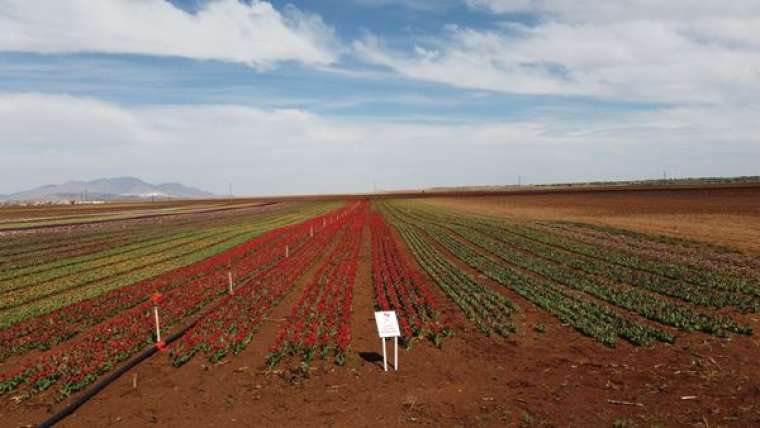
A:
374 311 401 371
150 292 165 350
310 226 314 238
153 305 162 343
228 270 234 295
285 245 289 258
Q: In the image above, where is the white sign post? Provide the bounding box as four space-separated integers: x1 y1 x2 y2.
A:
374 311 401 372
153 304 162 343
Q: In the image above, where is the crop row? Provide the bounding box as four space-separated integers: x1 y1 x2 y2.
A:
503 223 760 298
0 208 330 362
385 202 674 347
447 224 750 336
0 229 222 293
405 200 760 298
0 225 263 322
0 206 334 328
546 220 760 274
533 221 760 293
267 203 367 368
398 203 760 312
398 203 752 335
0 206 307 282
379 204 517 338
0 206 218 259
463 222 759 313
0 205 349 399
0 228 142 268
369 212 449 346
0 202 325 271
171 202 364 366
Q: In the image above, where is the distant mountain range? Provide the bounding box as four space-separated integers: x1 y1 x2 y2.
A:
1 177 214 201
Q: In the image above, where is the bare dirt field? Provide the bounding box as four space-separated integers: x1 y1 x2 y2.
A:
424 185 760 254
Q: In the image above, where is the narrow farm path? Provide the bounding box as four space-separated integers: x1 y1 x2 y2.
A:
347 222 383 371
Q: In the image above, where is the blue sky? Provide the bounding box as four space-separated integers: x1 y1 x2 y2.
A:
0 0 758 195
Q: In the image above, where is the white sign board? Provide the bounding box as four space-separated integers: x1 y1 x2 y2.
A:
374 311 400 338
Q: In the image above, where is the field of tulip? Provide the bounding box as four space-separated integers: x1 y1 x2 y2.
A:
1 192 759 427
169 203 362 366
380 200 754 347
0 202 341 398
266 202 367 367
0 203 336 328
369 212 450 345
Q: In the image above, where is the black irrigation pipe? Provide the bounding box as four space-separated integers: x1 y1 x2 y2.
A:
36 230 299 428
36 312 206 428
35 204 320 427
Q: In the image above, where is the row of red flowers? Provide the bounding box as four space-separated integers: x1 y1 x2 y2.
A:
266 201 368 368
0 206 349 399
168 203 363 365
0 216 303 362
369 212 449 347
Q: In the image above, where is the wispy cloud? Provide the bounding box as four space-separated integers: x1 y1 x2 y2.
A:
356 1 760 105
0 0 340 69
465 0 760 23
352 0 459 11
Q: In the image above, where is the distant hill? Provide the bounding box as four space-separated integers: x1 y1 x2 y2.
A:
3 177 214 201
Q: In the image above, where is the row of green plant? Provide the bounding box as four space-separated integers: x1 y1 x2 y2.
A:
503 223 760 297
0 202 330 272
396 202 760 312
0 206 319 287
384 210 517 337
385 202 674 347
479 222 757 312
449 224 750 336
0 203 338 328
404 201 760 297
537 221 760 287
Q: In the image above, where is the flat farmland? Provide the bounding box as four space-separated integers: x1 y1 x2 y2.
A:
0 199 286 231
1 190 759 427
424 184 760 253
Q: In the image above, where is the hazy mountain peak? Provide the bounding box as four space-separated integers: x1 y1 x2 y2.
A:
3 177 213 201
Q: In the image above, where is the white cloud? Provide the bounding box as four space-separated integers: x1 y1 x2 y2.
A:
465 0 760 22
356 1 760 104
352 0 458 11
0 0 339 69
1 93 757 195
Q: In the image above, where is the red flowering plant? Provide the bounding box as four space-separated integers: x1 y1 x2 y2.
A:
0 205 352 400
368 212 450 348
266 202 367 369
170 204 361 367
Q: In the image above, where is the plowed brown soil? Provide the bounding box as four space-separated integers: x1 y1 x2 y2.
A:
425 185 760 254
